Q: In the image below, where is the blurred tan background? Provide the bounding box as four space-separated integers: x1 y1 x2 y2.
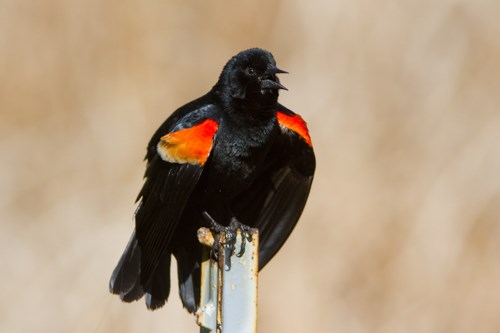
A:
1 0 500 332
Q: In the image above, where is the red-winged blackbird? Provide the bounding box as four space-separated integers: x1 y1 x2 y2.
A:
109 48 316 311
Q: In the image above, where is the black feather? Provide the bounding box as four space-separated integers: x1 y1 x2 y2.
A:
109 231 141 295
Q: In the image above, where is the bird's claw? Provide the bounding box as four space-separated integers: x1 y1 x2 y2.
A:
230 217 253 257
202 212 253 270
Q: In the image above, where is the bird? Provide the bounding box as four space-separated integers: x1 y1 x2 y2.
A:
109 48 316 312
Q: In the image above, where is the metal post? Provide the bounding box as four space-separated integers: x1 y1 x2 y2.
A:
196 228 259 333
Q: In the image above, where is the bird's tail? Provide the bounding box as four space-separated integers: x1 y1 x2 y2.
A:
174 247 201 313
109 230 173 310
109 231 144 302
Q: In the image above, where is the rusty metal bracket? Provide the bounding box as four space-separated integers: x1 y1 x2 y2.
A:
196 227 259 333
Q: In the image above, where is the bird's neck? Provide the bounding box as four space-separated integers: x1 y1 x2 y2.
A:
213 88 277 119
228 99 277 128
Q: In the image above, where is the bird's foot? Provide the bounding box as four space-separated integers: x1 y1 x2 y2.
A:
202 212 253 270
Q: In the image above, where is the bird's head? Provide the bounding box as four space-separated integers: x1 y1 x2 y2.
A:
216 48 288 103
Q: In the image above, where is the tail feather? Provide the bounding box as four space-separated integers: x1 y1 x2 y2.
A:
175 248 201 313
120 279 145 302
145 252 172 310
109 230 174 311
109 231 142 296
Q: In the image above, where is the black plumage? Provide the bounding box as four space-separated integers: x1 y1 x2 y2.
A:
109 48 315 312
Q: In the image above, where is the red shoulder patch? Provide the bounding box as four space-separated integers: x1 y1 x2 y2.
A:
277 111 312 147
157 119 218 165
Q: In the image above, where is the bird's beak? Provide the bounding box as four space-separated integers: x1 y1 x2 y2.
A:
261 65 289 91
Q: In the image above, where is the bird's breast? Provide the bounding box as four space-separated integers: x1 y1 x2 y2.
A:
205 118 278 195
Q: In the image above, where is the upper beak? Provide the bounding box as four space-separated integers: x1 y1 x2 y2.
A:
266 66 289 75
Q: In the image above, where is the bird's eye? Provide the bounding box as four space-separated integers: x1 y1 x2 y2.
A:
246 67 256 75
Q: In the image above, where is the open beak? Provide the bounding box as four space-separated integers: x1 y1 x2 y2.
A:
261 65 289 91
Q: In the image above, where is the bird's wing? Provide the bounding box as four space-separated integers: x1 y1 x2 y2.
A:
135 105 220 286
232 104 315 269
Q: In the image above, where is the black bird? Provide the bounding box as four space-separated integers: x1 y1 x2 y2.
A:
109 48 316 312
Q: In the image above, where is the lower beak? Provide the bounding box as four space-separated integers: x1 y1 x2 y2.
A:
261 79 288 91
